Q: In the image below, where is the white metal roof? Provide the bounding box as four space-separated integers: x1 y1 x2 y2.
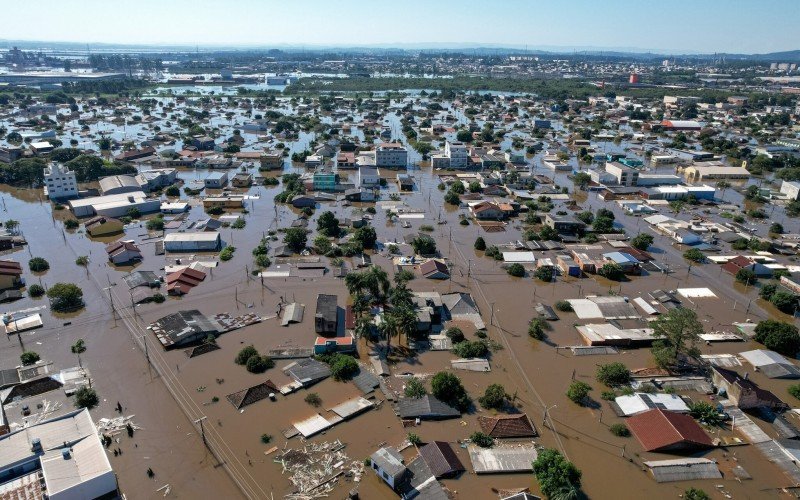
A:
502 251 536 263
739 349 790 367
615 393 689 416
164 232 220 242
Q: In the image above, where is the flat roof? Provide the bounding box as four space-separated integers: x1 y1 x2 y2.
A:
467 444 538 474
164 232 221 242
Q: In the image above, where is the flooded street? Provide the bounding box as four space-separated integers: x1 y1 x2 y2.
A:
1 86 799 500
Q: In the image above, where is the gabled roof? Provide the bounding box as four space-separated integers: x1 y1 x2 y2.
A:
420 259 449 278
398 395 460 420
0 260 22 276
105 240 141 256
226 380 279 409
478 413 537 438
627 409 713 452
418 441 465 478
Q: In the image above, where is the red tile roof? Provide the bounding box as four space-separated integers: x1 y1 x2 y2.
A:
0 260 22 276
627 409 713 452
478 414 537 438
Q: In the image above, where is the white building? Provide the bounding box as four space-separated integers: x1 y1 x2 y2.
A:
68 192 160 218
164 232 222 252
375 143 408 168
445 141 468 169
605 161 639 186
780 180 800 201
357 166 380 187
43 162 78 200
0 409 118 500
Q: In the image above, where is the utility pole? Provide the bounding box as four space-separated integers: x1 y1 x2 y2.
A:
194 416 208 447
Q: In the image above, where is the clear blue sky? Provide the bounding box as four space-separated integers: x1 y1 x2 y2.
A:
4 0 799 54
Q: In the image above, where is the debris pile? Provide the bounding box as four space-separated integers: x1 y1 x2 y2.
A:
275 440 363 499
96 414 142 437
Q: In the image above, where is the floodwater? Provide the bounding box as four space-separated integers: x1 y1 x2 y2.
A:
1 90 798 499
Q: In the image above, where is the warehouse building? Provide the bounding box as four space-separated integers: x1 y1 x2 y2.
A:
164 232 222 252
68 192 161 218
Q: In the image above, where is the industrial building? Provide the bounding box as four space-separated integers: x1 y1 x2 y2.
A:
0 409 118 500
68 192 161 218
163 232 222 252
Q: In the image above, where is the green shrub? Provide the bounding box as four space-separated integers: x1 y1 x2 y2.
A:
260 434 272 444
28 257 50 272
596 362 631 387
566 381 592 405
555 300 572 312
304 393 322 407
329 354 359 381
28 284 45 298
246 355 274 374
474 237 486 251
609 423 630 437
507 263 525 277
479 384 508 409
528 318 547 340
74 386 99 409
235 345 259 365
20 351 40 365
404 378 427 398
469 432 494 448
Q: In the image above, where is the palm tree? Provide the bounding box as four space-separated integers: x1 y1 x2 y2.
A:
393 305 418 346
363 266 390 305
379 313 398 352
71 339 86 368
389 281 413 309
551 484 580 500
344 271 365 298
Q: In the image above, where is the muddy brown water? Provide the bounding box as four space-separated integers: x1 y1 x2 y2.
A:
0 97 798 499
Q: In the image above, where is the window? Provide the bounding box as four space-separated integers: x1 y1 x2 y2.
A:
382 471 389 480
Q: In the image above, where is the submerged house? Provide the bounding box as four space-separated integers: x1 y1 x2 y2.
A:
711 366 787 410
314 294 338 335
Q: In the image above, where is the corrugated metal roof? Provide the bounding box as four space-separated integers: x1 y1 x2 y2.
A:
644 458 721 483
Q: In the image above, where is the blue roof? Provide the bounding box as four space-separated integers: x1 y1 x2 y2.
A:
603 251 640 264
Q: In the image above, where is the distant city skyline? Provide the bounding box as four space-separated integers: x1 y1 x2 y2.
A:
4 0 799 55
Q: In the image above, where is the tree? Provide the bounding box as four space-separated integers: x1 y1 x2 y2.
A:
452 340 489 358
64 219 79 230
456 129 473 142
165 185 180 197
75 255 89 267
592 216 614 233
566 381 591 405
46 283 84 312
283 227 308 252
313 234 333 255
28 284 45 298
507 263 525 277
431 371 470 411
770 222 784 235
684 488 711 500
528 318 547 340
20 351 40 365
760 283 778 301
683 248 704 263
235 345 259 365
469 432 494 448
688 401 723 426
609 423 630 437
576 211 594 224
246 355 274 373
146 217 165 231
474 237 486 251
479 384 508 409
445 327 465 343
304 393 322 407
28 257 50 272
596 362 631 387
754 320 800 356
316 211 340 236
444 191 460 205
555 300 572 312
597 263 624 281
411 235 437 255
404 378 427 398
735 268 757 285
572 172 591 189
532 448 582 499
468 180 482 193
771 291 798 315
74 386 99 409
651 308 703 369
630 233 653 251
71 339 86 367
329 354 358 380
534 265 555 282
352 225 377 249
